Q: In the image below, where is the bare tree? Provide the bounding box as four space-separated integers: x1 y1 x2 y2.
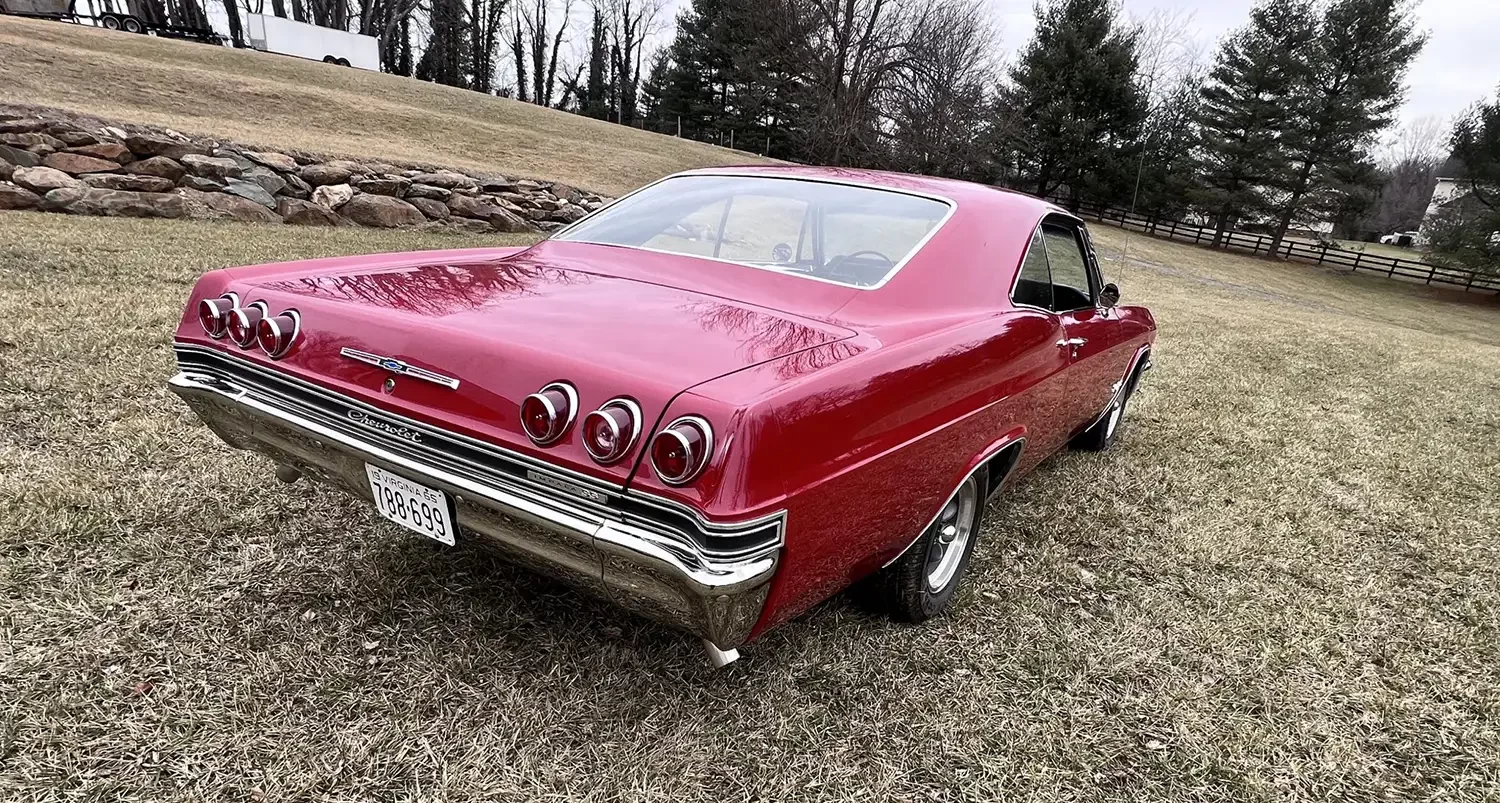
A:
510 0 575 106
885 0 997 178
595 0 665 124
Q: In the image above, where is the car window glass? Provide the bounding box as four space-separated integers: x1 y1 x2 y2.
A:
718 195 809 262
1011 228 1053 309
641 198 727 257
1041 223 1094 310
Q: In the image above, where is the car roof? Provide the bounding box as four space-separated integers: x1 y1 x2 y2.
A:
675 164 1069 218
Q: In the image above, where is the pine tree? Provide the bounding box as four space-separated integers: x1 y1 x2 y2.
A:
1190 0 1316 247
1266 0 1425 256
1003 0 1147 203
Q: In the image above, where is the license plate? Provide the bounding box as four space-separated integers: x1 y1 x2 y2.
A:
365 464 456 546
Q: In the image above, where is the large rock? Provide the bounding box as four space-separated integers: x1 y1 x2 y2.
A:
446 193 506 220
408 171 477 190
124 155 185 182
310 183 353 209
238 166 287 197
177 188 281 223
340 194 424 228
243 150 297 172
81 173 175 192
0 144 42 168
549 182 582 205
553 204 587 224
0 120 47 134
2 132 66 151
405 183 450 201
42 152 120 175
52 129 97 147
0 184 41 210
41 186 187 218
0 162 10 181
280 172 312 199
125 134 210 161
278 197 341 226
223 178 278 208
181 175 226 192
12 165 81 194
299 160 364 186
67 141 133 164
180 154 242 180
352 175 409 197
488 207 534 233
408 197 449 221
446 218 495 235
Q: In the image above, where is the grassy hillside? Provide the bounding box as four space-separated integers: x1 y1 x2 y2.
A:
0 15 774 196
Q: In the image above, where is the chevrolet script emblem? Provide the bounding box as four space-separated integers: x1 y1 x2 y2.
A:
340 347 460 390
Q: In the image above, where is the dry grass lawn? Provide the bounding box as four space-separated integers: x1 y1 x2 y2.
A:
1 211 1498 801
0 15 772 196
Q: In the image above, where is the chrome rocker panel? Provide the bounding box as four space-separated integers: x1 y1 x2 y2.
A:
168 358 782 650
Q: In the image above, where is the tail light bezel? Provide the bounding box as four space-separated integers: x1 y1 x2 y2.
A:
256 309 302 359
197 292 240 339
227 301 268 348
582 397 643 465
520 381 579 446
650 415 715 486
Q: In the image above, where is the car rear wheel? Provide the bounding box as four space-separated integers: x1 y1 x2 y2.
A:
121 16 143 32
864 468 986 623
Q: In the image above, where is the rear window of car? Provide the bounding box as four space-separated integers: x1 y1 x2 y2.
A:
554 174 952 289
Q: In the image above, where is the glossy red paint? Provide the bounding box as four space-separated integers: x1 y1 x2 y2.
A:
172 166 1157 643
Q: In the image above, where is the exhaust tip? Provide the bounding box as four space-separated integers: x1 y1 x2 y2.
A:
274 463 302 484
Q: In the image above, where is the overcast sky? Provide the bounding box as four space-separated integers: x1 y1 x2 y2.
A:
986 0 1500 129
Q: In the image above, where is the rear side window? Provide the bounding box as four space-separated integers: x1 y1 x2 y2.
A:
1041 223 1095 310
1011 228 1053 309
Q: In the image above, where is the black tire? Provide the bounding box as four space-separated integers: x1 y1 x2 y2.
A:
322 55 338 63
100 14 121 29
336 57 351 67
864 467 986 623
121 16 143 32
1071 365 1141 452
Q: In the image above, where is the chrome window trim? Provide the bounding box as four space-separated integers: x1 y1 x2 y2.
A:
653 415 715 486
171 345 779 537
1007 213 1102 314
550 172 959 292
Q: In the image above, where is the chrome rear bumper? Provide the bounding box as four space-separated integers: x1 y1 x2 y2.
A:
167 351 781 649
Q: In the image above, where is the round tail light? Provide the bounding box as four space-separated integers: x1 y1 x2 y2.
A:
197 293 238 338
582 398 642 464
256 310 300 359
227 301 266 348
650 416 714 485
520 382 578 445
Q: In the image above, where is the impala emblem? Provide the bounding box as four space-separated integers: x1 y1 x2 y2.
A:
340 347 460 390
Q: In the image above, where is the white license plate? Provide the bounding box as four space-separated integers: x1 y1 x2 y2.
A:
365 464 456 546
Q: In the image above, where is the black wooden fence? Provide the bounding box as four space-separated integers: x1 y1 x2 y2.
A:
1056 199 1500 295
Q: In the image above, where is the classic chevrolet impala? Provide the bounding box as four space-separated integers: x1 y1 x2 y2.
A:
170 166 1155 665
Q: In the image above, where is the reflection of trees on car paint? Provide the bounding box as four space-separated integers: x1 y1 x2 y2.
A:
263 262 585 316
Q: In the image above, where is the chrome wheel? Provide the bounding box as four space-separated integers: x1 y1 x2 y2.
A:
925 477 978 592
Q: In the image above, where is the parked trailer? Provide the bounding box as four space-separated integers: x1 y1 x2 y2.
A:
244 13 379 70
0 0 221 42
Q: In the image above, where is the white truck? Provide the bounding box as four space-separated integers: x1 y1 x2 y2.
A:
243 13 379 70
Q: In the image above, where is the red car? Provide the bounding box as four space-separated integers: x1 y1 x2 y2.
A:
170 166 1155 666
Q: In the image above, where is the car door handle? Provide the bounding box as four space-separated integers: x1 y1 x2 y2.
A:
1057 337 1087 348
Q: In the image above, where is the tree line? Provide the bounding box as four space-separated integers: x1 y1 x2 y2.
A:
215 0 1500 269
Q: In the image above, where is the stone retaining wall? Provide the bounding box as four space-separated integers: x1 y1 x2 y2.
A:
0 107 612 233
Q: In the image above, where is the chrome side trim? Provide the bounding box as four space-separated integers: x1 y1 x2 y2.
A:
1080 345 1151 432
550 172 959 292
881 436 1028 569
339 347 461 390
